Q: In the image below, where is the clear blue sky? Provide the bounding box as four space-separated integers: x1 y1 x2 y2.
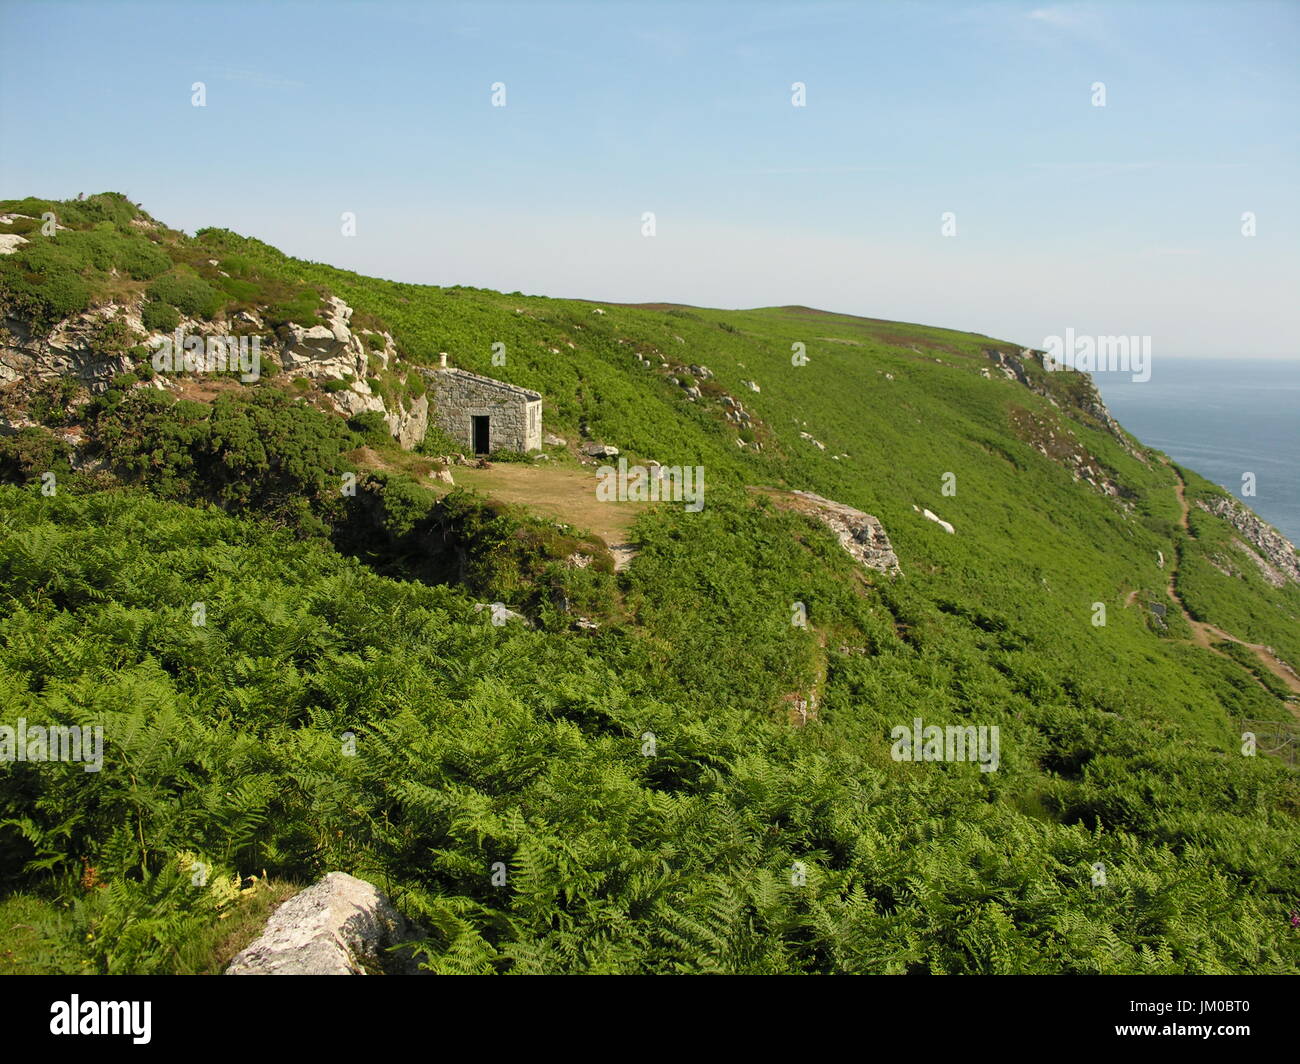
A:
2 0 1297 357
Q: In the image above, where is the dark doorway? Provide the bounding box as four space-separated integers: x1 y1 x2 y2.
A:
472 415 490 454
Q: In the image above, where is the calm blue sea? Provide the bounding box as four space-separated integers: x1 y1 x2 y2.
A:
1095 359 1300 544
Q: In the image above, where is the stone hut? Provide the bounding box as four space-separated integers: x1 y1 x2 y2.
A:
424 357 542 454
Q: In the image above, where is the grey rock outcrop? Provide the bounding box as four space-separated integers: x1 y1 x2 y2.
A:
788 490 901 575
386 392 428 450
0 282 435 450
1 305 140 391
990 347 1140 458
328 383 387 420
1198 496 1300 586
225 872 425 975
276 296 354 370
985 348 1030 386
274 297 417 430
0 214 36 256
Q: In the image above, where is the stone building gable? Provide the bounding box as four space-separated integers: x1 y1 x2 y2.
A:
424 367 543 454
432 368 541 403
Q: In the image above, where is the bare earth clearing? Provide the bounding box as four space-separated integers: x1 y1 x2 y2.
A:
429 460 642 571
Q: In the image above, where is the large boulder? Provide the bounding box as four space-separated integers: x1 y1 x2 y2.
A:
786 490 901 575
225 872 425 975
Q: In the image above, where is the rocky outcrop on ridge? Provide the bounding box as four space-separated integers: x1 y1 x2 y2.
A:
0 291 429 449
984 347 1140 459
1198 495 1300 587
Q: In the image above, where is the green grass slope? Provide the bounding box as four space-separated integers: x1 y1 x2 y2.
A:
1 194 1297 973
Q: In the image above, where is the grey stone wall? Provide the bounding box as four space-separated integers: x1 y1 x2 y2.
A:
426 368 542 453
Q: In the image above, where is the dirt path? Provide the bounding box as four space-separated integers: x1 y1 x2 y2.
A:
1173 476 1190 530
1156 462 1300 707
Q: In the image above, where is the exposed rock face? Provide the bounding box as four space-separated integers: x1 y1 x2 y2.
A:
1198 496 1300 586
1231 539 1286 588
985 348 1030 387
0 214 36 256
782 689 819 726
276 296 356 372
269 297 419 428
225 872 424 975
1076 392 1129 449
1007 403 1127 504
984 347 1141 459
720 395 753 428
328 384 387 420
1 305 139 391
581 441 619 459
0 289 435 449
386 393 428 450
787 490 901 575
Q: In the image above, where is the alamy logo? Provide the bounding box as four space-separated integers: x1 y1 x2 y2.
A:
1042 328 1150 382
890 717 1000 772
151 329 261 382
50 996 151 1044
0 718 102 772
596 458 705 512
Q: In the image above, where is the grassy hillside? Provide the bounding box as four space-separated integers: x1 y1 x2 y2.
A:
2 194 1298 973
